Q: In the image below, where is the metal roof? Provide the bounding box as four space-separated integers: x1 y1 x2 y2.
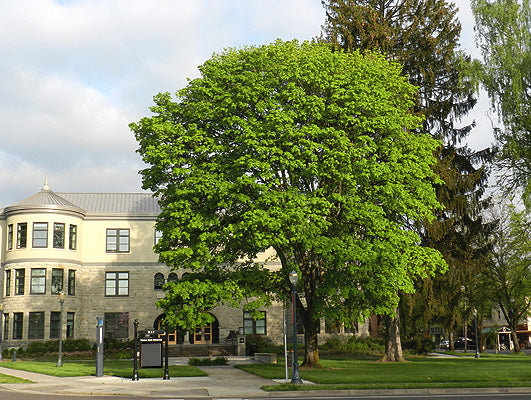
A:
4 188 86 216
1 179 160 216
58 193 161 215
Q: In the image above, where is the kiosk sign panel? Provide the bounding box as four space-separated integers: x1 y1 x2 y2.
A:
140 338 163 368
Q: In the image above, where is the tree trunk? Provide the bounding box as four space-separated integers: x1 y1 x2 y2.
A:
380 309 405 362
511 330 521 352
449 331 455 351
302 315 320 368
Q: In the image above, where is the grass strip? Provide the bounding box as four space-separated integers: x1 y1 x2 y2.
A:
238 354 531 390
0 373 32 384
0 360 206 378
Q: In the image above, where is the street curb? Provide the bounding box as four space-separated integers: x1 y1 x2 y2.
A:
263 386 531 397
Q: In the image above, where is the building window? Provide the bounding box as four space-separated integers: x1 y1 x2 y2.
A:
104 312 129 338
30 268 46 294
7 224 13 250
154 230 162 245
325 318 341 334
106 229 130 253
243 311 266 335
15 269 25 295
32 222 48 248
50 311 61 339
168 272 178 282
17 223 27 248
66 312 74 338
51 269 63 294
13 312 23 339
105 272 129 296
69 224 77 250
53 223 65 249
5 270 11 296
68 270 76 295
3 313 9 340
28 311 45 339
154 273 164 290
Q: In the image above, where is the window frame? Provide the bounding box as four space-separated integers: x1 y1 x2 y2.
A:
7 224 13 250
32 222 48 248
154 230 162 245
50 311 61 339
30 268 46 295
243 311 267 335
13 312 23 340
69 224 77 250
104 312 129 339
3 313 9 341
15 269 25 295
53 223 65 249
154 273 164 290
106 229 130 253
68 269 76 296
51 268 64 295
5 269 11 297
17 223 27 249
66 312 75 338
105 271 129 297
28 311 45 339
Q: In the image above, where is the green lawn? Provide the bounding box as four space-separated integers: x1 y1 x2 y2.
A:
0 373 32 384
238 354 531 391
0 360 206 379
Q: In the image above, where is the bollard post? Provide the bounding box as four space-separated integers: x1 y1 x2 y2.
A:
95 317 104 377
13 350 17 362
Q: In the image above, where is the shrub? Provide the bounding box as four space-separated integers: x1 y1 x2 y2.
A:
402 336 434 354
320 336 385 356
188 357 228 366
246 335 283 355
63 338 92 352
104 337 134 350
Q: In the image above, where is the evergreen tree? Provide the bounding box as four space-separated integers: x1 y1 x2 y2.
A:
321 0 493 361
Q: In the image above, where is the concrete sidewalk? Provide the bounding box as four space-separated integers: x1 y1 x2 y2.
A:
0 356 279 398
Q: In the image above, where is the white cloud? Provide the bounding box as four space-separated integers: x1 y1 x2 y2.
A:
0 0 496 206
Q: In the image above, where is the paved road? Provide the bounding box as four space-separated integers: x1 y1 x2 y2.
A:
2 389 531 400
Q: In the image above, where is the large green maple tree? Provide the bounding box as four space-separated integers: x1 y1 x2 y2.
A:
131 40 446 368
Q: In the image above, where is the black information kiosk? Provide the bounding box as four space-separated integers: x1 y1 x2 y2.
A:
132 320 170 381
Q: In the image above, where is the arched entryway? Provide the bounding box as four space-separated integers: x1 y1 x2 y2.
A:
154 314 184 344
189 314 219 344
153 313 219 344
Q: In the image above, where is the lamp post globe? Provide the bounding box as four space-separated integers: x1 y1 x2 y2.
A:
289 270 302 384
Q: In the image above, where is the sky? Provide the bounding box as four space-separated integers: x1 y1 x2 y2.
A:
0 0 496 207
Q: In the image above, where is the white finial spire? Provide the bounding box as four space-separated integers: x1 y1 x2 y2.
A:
43 176 50 191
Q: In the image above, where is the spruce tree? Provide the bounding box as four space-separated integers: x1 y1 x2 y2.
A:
321 0 493 360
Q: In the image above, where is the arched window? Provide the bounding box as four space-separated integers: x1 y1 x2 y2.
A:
167 272 178 282
154 273 164 290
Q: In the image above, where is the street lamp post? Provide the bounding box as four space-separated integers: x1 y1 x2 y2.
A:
473 308 480 359
57 292 66 367
0 304 3 362
289 270 302 385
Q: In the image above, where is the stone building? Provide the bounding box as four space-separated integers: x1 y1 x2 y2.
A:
0 182 367 350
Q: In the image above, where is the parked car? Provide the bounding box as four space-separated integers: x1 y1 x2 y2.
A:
440 340 450 349
454 337 474 349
